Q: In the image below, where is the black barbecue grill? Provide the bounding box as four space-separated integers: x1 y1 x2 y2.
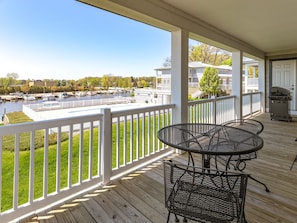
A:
269 86 292 122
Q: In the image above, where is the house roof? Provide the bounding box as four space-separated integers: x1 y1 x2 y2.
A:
79 0 297 59
155 61 232 71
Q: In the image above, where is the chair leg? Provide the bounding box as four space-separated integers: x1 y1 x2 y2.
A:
166 212 170 223
290 154 297 170
248 175 270 192
174 214 179 222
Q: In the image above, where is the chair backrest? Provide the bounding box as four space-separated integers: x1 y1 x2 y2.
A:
163 160 248 222
222 119 264 135
219 119 263 164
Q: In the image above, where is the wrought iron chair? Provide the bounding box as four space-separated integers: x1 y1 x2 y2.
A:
163 160 248 223
216 119 269 192
289 138 297 170
221 119 264 168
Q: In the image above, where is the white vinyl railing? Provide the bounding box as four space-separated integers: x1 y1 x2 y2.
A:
25 97 132 111
0 113 105 222
188 92 262 124
0 104 174 222
0 92 261 222
242 92 261 117
188 95 235 124
109 104 174 179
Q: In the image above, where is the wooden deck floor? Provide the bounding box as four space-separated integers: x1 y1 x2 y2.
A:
21 113 297 223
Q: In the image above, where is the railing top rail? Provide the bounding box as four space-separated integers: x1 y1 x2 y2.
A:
0 113 104 135
111 104 175 117
188 95 235 105
242 91 261 96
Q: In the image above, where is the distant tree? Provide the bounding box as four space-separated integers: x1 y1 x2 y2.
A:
189 43 231 65
21 82 30 93
7 72 19 80
51 85 58 93
117 77 132 88
163 57 171 67
221 57 232 66
86 77 100 90
101 75 111 89
1 77 13 93
189 45 202 61
137 80 146 88
199 67 221 98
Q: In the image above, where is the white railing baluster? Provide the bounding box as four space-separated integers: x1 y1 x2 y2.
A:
147 111 151 155
79 123 83 184
89 121 93 179
13 134 20 210
116 117 120 168
43 129 49 199
142 112 145 157
213 98 216 124
98 122 102 177
157 110 160 151
152 110 156 153
130 114 133 163
29 131 35 203
123 116 127 165
56 126 61 193
68 124 73 188
136 113 139 160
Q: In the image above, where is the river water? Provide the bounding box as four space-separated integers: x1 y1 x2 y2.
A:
0 93 130 116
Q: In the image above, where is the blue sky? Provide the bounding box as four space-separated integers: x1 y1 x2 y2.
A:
0 0 171 80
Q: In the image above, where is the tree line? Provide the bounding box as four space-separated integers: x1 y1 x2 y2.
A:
2 42 253 98
0 74 156 95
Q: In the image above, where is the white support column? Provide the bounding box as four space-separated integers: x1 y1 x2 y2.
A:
232 51 243 119
171 29 189 124
244 64 248 93
258 59 265 112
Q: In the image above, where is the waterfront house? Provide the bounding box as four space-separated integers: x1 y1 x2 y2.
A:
2 1 297 222
155 60 259 96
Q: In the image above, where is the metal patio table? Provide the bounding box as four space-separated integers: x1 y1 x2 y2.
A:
157 123 264 169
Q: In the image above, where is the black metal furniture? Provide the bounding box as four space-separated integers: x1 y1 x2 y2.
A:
221 119 263 163
290 138 297 170
218 119 269 192
158 123 264 169
269 86 292 122
290 154 297 170
163 160 248 223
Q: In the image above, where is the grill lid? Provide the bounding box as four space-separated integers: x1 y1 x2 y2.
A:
269 86 291 100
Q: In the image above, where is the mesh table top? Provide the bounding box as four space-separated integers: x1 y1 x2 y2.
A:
158 123 263 155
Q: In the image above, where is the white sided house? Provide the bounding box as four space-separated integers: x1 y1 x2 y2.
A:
155 60 258 96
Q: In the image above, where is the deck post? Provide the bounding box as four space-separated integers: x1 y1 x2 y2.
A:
101 108 112 184
171 29 189 155
258 59 265 113
171 29 189 124
232 51 243 119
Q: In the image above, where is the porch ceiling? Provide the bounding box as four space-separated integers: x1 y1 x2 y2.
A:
164 0 297 56
79 0 297 58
